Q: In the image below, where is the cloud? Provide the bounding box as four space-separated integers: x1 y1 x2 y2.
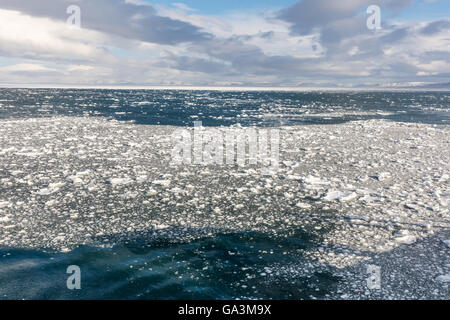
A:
420 19 450 35
277 0 414 44
0 0 213 45
0 9 113 63
0 0 448 87
0 63 55 73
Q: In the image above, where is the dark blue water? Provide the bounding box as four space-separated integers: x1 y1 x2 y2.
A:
1 89 449 126
0 89 449 300
1 229 342 300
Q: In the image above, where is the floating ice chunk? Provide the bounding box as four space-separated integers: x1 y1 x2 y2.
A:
170 187 183 194
36 182 64 195
395 235 417 245
45 200 58 207
109 178 133 186
282 161 299 168
73 178 83 185
443 240 450 249
146 189 158 196
152 180 171 187
68 175 84 185
323 191 357 202
359 194 379 204
0 216 11 223
87 185 99 192
296 202 312 209
67 171 90 185
154 224 169 230
376 172 391 181
0 201 10 209
302 176 330 185
435 274 450 283
52 235 65 242
136 175 148 183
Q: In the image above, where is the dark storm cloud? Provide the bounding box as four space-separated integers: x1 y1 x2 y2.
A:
0 0 212 45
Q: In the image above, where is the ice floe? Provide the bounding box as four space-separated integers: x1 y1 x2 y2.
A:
435 274 450 283
0 116 448 274
323 191 357 202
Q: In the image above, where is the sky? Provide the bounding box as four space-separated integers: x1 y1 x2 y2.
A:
0 0 448 87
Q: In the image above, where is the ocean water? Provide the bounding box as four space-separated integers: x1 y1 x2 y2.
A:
0 89 449 300
0 89 449 126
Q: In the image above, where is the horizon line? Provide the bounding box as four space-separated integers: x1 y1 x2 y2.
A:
0 84 448 92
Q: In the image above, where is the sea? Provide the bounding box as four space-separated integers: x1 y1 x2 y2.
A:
0 89 449 299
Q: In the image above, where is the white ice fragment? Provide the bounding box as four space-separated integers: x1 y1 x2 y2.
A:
68 175 84 185
435 274 450 283
376 172 391 181
45 200 58 207
52 235 65 242
0 201 10 209
37 188 53 196
109 177 133 186
154 224 169 230
359 194 379 204
0 216 11 223
282 161 299 168
152 180 171 187
302 176 330 185
136 175 148 183
170 187 183 194
296 202 312 209
36 182 64 196
443 240 450 249
323 191 357 202
395 235 417 245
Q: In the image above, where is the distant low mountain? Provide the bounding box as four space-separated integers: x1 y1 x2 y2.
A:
414 82 450 89
358 82 450 90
